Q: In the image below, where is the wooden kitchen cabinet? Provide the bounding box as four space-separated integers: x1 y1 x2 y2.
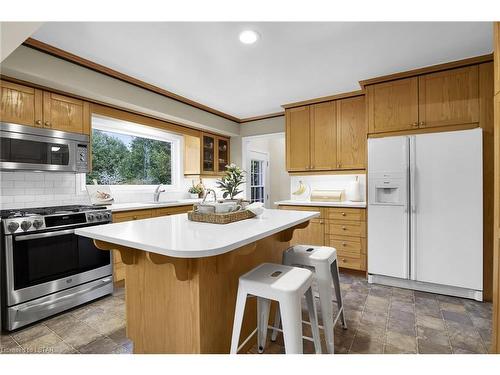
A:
184 133 201 175
418 66 479 129
310 101 337 170
0 80 42 127
367 77 419 134
278 205 325 246
43 92 91 134
337 96 367 169
201 132 230 175
0 80 91 135
286 106 311 171
285 96 367 172
495 22 500 96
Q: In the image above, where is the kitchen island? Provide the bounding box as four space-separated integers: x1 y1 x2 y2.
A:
75 209 319 353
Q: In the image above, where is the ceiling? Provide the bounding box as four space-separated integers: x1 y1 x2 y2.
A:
32 22 493 120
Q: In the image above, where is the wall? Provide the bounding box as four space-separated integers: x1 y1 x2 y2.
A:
0 23 43 62
289 174 366 202
0 46 239 136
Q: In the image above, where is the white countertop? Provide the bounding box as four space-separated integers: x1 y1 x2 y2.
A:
75 209 319 258
105 199 201 212
275 200 367 208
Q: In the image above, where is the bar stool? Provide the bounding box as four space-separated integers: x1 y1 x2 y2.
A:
230 263 322 354
271 245 347 354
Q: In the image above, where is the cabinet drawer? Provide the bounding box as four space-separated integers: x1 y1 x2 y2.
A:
337 252 365 271
326 222 365 237
112 209 152 222
154 205 191 217
327 236 363 254
326 207 365 221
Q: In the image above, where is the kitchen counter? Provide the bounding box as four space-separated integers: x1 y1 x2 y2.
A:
76 209 318 258
275 199 367 208
74 208 318 353
105 199 201 212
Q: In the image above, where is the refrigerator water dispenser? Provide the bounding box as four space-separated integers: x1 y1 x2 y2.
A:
375 185 400 204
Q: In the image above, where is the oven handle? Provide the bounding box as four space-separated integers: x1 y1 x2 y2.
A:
14 229 75 241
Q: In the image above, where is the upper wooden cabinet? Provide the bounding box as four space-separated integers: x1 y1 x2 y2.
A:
184 134 201 175
43 92 91 134
286 106 311 171
285 96 366 172
367 77 419 133
0 80 91 135
310 102 336 170
0 80 42 127
418 66 479 128
337 96 367 169
367 66 480 134
201 132 230 175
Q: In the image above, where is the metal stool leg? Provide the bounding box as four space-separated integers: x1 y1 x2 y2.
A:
257 297 271 353
304 287 322 354
230 286 248 354
279 296 303 354
270 304 281 342
331 259 347 329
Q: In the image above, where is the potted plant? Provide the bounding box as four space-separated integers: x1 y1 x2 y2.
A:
216 164 245 201
188 182 204 199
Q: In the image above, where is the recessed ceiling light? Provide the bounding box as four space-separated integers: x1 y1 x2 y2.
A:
239 30 259 45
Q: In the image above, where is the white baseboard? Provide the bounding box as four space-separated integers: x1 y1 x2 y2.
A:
367 274 483 301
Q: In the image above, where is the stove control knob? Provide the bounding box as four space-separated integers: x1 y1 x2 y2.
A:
95 213 103 221
87 214 95 221
7 222 19 233
103 212 111 220
20 220 32 232
33 219 44 229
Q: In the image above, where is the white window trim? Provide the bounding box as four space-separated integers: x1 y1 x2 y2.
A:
82 115 184 192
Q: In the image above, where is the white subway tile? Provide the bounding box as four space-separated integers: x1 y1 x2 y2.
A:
24 173 45 181
0 196 15 203
2 188 19 196
1 180 14 188
14 195 35 203
14 181 32 188
25 188 45 195
2 172 25 181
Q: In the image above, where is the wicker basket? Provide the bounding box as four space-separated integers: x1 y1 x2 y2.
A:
187 209 256 224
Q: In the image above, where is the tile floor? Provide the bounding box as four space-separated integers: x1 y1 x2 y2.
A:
0 272 492 354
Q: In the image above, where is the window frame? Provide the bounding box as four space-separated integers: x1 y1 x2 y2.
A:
84 115 183 192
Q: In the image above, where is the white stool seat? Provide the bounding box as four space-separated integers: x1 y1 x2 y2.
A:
239 263 313 299
230 263 322 354
272 245 347 354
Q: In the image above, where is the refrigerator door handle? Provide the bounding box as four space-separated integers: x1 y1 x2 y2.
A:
409 135 417 280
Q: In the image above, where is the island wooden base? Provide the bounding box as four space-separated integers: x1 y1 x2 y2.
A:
94 224 308 353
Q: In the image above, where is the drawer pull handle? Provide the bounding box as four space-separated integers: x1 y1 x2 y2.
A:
341 212 346 216
133 216 138 220
342 258 346 263
342 242 347 246
342 226 346 230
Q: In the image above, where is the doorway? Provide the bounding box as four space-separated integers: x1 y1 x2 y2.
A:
246 150 269 207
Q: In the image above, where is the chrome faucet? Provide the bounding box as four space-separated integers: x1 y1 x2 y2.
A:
202 189 217 204
154 185 166 202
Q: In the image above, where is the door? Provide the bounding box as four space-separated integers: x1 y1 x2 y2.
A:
367 77 419 134
337 96 367 169
0 80 42 127
201 133 216 174
310 101 336 170
418 66 479 129
43 92 90 134
246 150 269 207
286 106 310 171
367 136 410 279
217 137 229 173
412 129 483 290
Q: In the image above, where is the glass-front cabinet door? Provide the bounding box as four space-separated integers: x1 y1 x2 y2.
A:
202 134 215 173
217 137 229 173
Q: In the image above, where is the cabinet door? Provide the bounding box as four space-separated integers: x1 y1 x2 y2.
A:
217 137 229 173
286 106 311 171
184 134 201 175
367 77 419 133
0 80 42 127
289 219 325 247
201 134 216 174
310 101 336 170
43 92 90 134
337 96 367 169
418 66 479 128
494 22 500 96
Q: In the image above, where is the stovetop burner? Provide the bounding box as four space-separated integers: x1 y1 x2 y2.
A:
0 205 108 219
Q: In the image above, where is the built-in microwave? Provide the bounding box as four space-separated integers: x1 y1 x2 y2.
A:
0 122 89 173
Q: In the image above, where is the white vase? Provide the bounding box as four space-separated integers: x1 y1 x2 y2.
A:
346 176 361 202
190 193 199 199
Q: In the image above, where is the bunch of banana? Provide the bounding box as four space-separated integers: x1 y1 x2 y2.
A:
292 180 307 196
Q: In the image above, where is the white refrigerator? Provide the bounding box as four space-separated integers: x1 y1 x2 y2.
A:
367 128 483 301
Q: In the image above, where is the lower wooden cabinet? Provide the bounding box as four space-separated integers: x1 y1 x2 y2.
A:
111 204 192 283
279 205 367 271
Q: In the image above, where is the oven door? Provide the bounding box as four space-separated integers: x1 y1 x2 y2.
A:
5 225 112 306
0 123 86 172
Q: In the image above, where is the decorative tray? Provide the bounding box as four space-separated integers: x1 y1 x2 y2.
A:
187 209 256 224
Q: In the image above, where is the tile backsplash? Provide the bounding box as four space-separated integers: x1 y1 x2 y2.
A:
289 174 366 202
0 171 223 210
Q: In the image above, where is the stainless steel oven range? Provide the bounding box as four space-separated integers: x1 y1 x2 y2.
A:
1 205 113 331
